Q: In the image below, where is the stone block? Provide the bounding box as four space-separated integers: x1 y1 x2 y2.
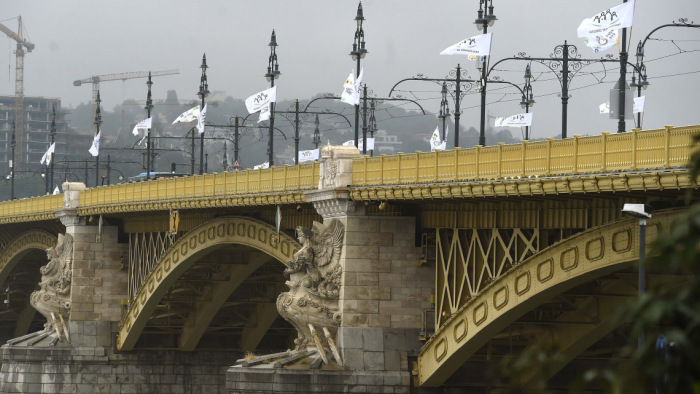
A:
368 314 391 328
339 327 363 349
346 218 379 233
363 351 385 371
345 245 378 259
362 328 384 350
346 232 393 246
342 348 364 370
356 273 378 286
355 300 379 314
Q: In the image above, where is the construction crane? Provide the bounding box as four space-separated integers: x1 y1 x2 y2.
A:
0 16 35 170
73 69 180 133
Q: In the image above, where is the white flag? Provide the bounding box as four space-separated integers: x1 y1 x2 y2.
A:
172 106 200 124
197 104 207 134
600 102 611 114
633 96 645 114
137 133 148 146
495 113 533 128
444 126 449 142
253 162 269 170
41 142 55 165
245 87 277 114
577 1 635 53
340 71 357 106
298 148 320 163
429 127 443 152
353 67 364 105
342 138 374 151
88 132 101 157
258 102 272 123
53 186 60 195
132 117 152 136
440 33 493 57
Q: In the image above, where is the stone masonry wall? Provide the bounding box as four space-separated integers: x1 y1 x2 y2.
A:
338 215 434 372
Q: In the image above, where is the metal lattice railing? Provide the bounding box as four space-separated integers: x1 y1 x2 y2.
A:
352 125 698 185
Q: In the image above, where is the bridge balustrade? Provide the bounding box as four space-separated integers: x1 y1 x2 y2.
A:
352 125 697 185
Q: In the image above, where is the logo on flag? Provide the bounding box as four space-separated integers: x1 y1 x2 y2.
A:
89 132 101 157
429 126 447 152
41 142 56 165
577 1 635 52
298 148 320 163
133 117 152 136
495 113 533 128
172 106 200 124
340 68 364 106
245 87 277 123
441 33 493 57
342 138 375 151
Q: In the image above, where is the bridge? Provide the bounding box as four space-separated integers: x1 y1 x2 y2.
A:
0 125 696 393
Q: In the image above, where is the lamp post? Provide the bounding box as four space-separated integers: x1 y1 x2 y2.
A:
475 0 497 146
223 141 228 171
617 0 630 134
629 43 649 129
49 105 56 192
188 126 196 176
368 101 377 157
94 90 102 187
350 2 367 148
265 30 280 166
10 120 15 200
437 82 451 142
145 72 154 180
312 114 321 149
520 65 536 140
198 54 209 175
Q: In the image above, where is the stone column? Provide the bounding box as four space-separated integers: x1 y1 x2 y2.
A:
307 146 434 374
60 182 128 349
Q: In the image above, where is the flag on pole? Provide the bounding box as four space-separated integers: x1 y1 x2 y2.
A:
577 0 635 52
298 148 320 163
429 126 446 151
88 132 101 157
245 87 277 113
440 33 493 57
342 138 375 151
258 102 272 123
495 113 533 128
340 69 364 106
197 104 207 134
138 133 148 146
53 186 60 195
444 126 449 142
253 162 269 170
41 142 56 165
599 102 611 114
172 106 200 124
633 96 645 114
132 117 152 136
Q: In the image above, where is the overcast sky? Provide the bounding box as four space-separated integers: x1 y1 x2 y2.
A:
2 0 700 140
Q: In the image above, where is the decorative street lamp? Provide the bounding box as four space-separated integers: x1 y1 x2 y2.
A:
475 0 497 146
145 72 154 180
520 64 535 140
350 1 367 148
265 30 280 166
312 114 321 149
437 82 451 142
94 90 102 187
49 105 56 192
198 54 209 175
368 100 377 157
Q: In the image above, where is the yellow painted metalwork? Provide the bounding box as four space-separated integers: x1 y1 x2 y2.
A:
418 208 685 387
0 230 56 287
352 125 698 185
0 194 63 224
117 216 300 351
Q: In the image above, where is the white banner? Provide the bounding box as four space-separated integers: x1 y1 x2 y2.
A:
253 162 269 170
495 113 533 128
578 0 635 52
132 117 152 136
633 96 645 114
340 69 364 106
41 142 55 165
245 87 277 114
343 138 375 151
89 132 101 157
172 106 199 124
298 148 320 163
429 126 441 152
53 186 61 195
440 33 493 57
600 102 611 114
258 102 272 123
197 104 207 134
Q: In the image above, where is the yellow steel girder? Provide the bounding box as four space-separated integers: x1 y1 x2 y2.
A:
117 216 300 351
418 208 685 387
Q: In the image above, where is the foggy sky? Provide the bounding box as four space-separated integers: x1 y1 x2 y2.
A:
2 0 700 141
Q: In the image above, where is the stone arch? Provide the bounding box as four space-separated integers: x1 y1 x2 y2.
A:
118 216 300 351
0 230 57 338
418 209 685 387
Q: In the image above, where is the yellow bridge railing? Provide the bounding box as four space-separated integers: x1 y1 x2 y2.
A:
0 194 64 223
352 125 698 185
80 163 320 208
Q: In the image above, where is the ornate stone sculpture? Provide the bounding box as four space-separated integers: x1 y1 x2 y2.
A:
30 233 73 330
277 219 344 351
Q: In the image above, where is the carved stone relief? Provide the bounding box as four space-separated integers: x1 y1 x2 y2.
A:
30 233 73 330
